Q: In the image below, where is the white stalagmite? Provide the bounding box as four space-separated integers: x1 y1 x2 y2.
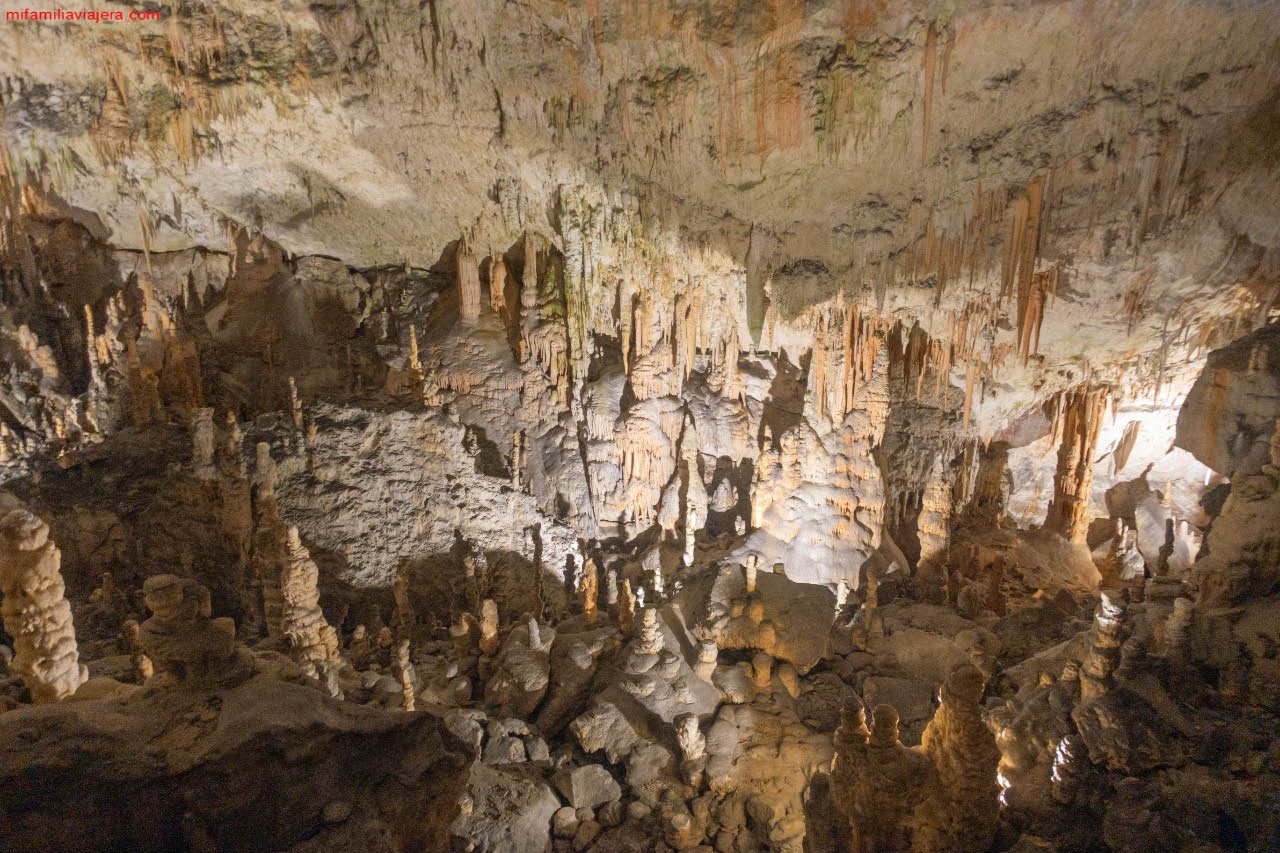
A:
0 497 88 703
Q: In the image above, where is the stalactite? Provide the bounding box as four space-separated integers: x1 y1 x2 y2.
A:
1113 419 1141 472
1006 177 1049 358
620 286 634 374
921 21 937 167
673 291 699 381
962 359 978 433
519 230 540 363
1018 266 1059 363
708 312 742 400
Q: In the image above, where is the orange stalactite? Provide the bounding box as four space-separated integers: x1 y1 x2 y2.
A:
844 304 859 408
940 26 956 95
962 359 978 433
1018 265 1059 364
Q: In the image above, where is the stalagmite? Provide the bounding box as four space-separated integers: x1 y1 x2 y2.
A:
393 558 416 643
222 412 244 475
579 557 599 624
251 443 287 638
281 527 342 669
1045 385 1109 542
0 500 88 702
853 705 934 852
695 640 718 680
190 407 216 480
407 325 422 374
913 664 1001 852
126 337 162 426
479 599 500 656
622 578 637 637
511 430 524 490
1079 590 1129 704
915 456 954 591
451 612 479 658
489 251 508 313
254 441 278 495
138 575 240 683
392 640 415 710
675 711 707 786
288 376 303 432
1163 598 1194 662
645 547 665 598
744 554 758 594
830 696 871 840
680 418 708 568
859 568 884 641
457 236 482 322
751 650 773 690
348 624 371 669
604 565 619 609
1050 734 1086 805
636 607 664 655
123 618 154 682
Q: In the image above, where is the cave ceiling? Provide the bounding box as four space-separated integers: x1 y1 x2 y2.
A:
2 0 1278 436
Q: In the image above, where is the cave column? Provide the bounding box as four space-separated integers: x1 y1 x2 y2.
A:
1044 385 1108 542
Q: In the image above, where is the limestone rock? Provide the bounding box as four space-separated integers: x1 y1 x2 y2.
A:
1177 322 1280 476
0 675 470 851
553 764 622 810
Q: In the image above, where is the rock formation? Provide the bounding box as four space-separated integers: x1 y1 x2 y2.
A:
0 496 88 702
0 4 1279 849
138 575 242 685
280 527 343 695
913 665 1001 852
1045 386 1110 542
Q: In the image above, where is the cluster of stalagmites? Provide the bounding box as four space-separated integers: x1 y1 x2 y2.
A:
829 664 999 852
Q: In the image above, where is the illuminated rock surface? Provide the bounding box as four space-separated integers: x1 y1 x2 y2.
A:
0 1 1278 849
